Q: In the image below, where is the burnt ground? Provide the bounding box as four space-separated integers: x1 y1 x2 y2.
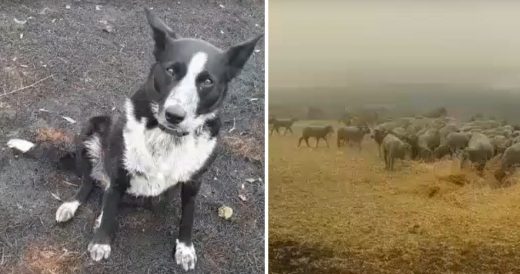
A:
0 1 264 273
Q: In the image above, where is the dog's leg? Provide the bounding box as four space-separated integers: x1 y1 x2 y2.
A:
174 180 201 271
87 169 127 261
56 147 94 223
87 187 123 261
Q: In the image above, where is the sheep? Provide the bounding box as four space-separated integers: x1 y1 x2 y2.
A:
491 135 512 156
382 134 412 171
390 127 407 140
337 125 370 149
433 132 470 159
512 135 520 145
438 124 459 144
371 126 389 158
433 144 452 159
417 129 440 161
461 133 494 172
445 132 470 155
494 143 520 181
270 118 297 135
298 125 334 148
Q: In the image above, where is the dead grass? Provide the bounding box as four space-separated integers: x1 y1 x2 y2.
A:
223 134 263 163
35 128 73 144
9 242 81 274
269 124 520 273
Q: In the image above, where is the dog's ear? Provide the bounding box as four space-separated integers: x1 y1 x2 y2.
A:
223 34 263 81
144 8 177 57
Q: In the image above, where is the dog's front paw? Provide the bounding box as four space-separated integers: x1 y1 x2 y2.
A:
55 201 80 223
88 242 111 261
175 239 197 271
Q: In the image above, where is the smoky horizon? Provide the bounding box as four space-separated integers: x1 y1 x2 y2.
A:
270 0 520 91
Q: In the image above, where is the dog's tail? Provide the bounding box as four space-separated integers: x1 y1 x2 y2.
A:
7 138 77 172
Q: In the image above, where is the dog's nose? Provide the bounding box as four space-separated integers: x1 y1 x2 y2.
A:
165 105 186 124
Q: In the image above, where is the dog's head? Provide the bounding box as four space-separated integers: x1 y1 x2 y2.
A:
143 9 262 136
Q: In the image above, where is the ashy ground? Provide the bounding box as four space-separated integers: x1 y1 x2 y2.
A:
269 122 520 274
0 1 264 273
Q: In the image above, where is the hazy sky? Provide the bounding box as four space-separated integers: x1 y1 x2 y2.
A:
269 1 520 89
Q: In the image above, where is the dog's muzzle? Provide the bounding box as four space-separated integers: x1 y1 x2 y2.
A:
158 124 189 137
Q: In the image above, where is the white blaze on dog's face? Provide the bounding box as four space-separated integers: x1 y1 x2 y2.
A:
156 51 213 135
144 9 262 136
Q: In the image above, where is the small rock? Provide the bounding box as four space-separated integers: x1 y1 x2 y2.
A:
95 5 102 11
19 33 23 39
218 206 233 220
99 20 114 33
103 24 114 33
238 194 247 202
7 139 35 153
61 116 76 124
65 5 71 9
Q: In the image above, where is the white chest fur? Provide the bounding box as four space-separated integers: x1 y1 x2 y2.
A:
122 110 216 197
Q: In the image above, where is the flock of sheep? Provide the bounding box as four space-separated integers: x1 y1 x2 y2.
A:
270 113 520 182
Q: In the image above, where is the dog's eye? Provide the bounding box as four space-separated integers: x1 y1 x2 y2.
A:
197 74 214 89
166 66 176 77
202 78 213 87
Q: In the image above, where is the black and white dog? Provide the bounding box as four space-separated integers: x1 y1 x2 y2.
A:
8 9 261 271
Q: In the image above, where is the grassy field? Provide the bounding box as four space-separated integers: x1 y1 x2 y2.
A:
269 122 520 273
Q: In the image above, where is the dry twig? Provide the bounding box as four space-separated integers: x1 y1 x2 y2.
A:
0 74 53 98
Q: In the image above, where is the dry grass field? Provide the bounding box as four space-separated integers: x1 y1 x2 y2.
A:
269 121 520 273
